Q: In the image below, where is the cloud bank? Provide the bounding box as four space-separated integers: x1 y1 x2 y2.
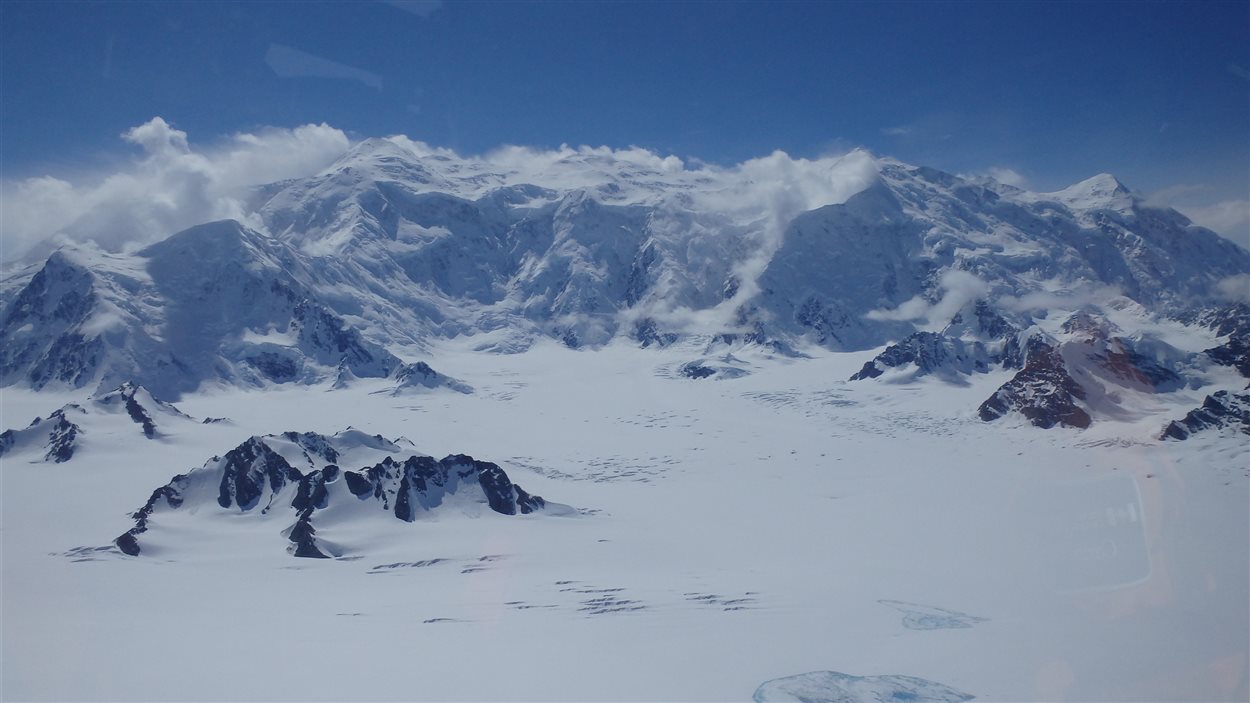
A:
1145 184 1250 249
1 117 350 259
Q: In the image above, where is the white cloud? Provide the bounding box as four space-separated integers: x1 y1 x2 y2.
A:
1145 183 1249 248
384 138 883 334
986 167 1028 188
1216 274 1250 303
997 282 1124 314
1177 199 1250 245
694 148 880 329
960 166 1028 189
865 269 989 329
1 118 350 259
881 126 913 137
123 117 190 156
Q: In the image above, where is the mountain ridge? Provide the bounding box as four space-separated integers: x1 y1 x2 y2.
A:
2 142 1246 422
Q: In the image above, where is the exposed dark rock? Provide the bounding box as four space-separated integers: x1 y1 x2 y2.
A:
679 361 717 379
390 360 472 394
514 484 546 514
247 352 301 382
999 332 1026 370
972 299 1016 340
849 331 990 381
624 241 659 307
123 393 157 438
393 361 437 385
633 318 678 348
851 301 1016 382
43 412 81 462
282 431 340 466
0 406 83 463
92 382 189 438
1205 335 1250 378
1191 303 1250 338
114 432 562 558
42 411 81 462
473 460 519 516
114 532 142 557
979 336 1091 429
1160 390 1250 440
1061 309 1117 340
290 298 394 375
291 465 339 512
1184 304 1250 378
216 439 303 511
114 475 188 555
343 469 373 497
286 514 330 559
1095 338 1184 392
0 384 198 464
676 357 750 380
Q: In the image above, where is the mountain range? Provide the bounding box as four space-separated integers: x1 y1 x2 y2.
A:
2 139 1247 432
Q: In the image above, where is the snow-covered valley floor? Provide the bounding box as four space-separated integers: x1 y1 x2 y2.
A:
3 341 1247 701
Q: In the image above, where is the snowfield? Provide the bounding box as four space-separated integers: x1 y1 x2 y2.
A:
3 338 1246 701
3 133 1248 701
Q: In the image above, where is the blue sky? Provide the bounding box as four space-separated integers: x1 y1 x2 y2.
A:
2 1 1248 240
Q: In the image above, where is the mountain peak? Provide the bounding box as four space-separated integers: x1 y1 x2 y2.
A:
1048 173 1134 210
1074 172 1128 192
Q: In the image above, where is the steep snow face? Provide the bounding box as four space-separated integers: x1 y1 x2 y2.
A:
1045 173 1135 212
257 141 1249 354
0 250 158 391
752 162 1250 349
257 141 759 348
0 221 414 397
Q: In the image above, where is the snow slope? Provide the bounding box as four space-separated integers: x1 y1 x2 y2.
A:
2 339 1246 701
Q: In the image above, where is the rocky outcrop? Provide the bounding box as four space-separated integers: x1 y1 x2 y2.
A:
389 361 473 395
113 431 565 558
850 299 1016 381
0 405 86 463
0 382 198 463
849 331 992 381
91 381 189 438
676 356 751 380
1160 390 1250 440
979 336 1091 429
1205 336 1250 378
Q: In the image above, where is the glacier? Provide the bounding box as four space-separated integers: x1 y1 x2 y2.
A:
1 137 1247 702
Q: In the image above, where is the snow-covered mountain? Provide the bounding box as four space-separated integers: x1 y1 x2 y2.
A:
111 429 570 559
0 220 468 399
0 381 204 462
2 139 1247 427
1161 390 1250 440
